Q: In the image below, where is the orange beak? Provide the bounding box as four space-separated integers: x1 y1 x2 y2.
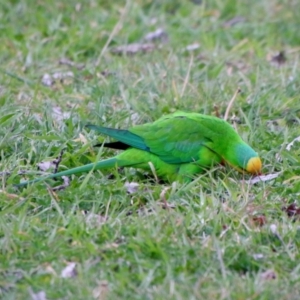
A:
246 157 262 175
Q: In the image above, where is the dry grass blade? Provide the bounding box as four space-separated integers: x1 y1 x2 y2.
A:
286 136 300 151
95 1 130 65
180 55 194 97
159 186 171 209
224 88 241 121
124 181 139 194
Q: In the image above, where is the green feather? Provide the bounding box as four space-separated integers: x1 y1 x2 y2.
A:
16 112 261 187
86 125 149 151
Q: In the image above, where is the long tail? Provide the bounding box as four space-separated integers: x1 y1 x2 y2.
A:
15 157 119 187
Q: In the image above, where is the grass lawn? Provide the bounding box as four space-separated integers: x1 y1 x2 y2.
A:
1 0 300 299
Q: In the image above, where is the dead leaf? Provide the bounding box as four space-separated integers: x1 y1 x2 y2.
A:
124 181 139 194
41 73 53 86
82 210 107 227
267 51 287 67
37 161 55 172
245 173 281 184
269 224 277 234
41 71 74 87
0 171 11 177
186 43 200 51
252 215 267 226
282 203 300 218
93 280 109 300
253 253 264 260
143 28 168 43
37 150 64 173
28 288 47 300
52 71 74 80
286 136 300 151
260 269 276 280
52 106 71 122
61 262 77 278
59 58 85 70
51 176 70 191
111 43 156 55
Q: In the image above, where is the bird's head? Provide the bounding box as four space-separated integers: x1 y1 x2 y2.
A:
245 156 262 175
224 143 262 175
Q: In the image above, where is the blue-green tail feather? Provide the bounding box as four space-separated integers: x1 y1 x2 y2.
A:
86 124 149 151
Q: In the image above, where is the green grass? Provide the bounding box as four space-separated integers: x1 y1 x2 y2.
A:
1 0 300 299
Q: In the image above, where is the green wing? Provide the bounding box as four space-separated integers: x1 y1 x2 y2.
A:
129 113 220 163
87 112 224 164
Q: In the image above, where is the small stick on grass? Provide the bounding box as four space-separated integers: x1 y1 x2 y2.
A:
36 149 70 190
52 150 65 175
224 88 241 121
50 150 72 190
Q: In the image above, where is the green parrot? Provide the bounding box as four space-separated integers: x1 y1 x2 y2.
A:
16 111 262 187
